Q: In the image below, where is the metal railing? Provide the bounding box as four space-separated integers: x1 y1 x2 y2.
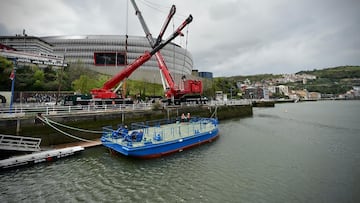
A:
0 103 154 118
0 134 41 152
0 99 253 119
208 99 252 106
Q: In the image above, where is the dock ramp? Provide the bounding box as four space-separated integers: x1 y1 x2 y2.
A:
0 146 84 170
0 134 41 152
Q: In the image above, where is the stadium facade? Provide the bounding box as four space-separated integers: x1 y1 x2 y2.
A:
0 36 53 54
41 35 195 83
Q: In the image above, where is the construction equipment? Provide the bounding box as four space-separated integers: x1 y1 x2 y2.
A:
90 10 193 103
130 0 204 105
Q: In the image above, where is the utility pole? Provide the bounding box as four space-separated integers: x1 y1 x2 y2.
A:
56 48 66 105
9 59 17 114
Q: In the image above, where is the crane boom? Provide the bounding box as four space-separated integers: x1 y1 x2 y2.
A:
130 0 177 96
90 13 193 99
155 5 176 47
130 0 203 104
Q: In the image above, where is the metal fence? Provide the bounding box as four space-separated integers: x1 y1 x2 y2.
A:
0 103 154 118
208 99 252 106
0 99 253 119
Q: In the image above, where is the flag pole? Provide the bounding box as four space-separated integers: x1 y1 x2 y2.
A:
9 59 17 114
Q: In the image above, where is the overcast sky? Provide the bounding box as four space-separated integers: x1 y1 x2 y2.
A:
1 0 359 77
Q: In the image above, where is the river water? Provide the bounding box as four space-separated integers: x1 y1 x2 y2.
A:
1 100 360 202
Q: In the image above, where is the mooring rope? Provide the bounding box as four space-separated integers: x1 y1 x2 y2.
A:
44 117 103 134
36 115 95 143
210 105 218 118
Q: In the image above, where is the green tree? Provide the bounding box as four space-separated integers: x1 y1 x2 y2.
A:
72 75 93 94
202 78 215 98
43 67 59 90
66 60 95 82
0 56 14 90
32 69 45 90
57 68 71 91
15 65 36 91
94 75 110 88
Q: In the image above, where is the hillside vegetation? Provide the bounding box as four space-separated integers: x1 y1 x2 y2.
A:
213 66 360 95
297 66 360 79
292 66 360 94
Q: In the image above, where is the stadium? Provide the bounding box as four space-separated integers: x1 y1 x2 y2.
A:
1 34 197 83
41 35 195 83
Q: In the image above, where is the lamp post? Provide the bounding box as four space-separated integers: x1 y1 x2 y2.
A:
230 87 233 101
9 59 17 114
56 48 66 105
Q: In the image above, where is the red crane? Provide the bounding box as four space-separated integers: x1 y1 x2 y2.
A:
130 0 203 104
90 12 193 100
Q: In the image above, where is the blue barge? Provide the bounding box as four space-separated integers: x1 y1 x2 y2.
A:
101 117 219 158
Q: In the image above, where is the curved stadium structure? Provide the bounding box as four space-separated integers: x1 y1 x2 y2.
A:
42 35 194 83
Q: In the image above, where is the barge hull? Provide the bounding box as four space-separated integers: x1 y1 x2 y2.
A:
104 130 219 158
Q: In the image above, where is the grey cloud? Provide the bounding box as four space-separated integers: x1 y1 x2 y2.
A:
0 23 11 35
0 0 359 76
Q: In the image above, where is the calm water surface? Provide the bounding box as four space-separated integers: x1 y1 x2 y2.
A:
1 100 360 202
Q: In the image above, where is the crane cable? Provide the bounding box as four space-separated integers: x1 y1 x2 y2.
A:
172 17 177 87
36 115 100 143
210 105 218 118
43 116 103 134
182 25 189 73
123 0 129 99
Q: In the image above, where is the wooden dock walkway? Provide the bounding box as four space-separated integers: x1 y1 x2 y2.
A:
0 139 102 170
53 138 101 149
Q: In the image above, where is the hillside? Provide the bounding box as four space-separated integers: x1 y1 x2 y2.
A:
228 73 282 82
291 66 360 94
297 66 360 79
213 66 360 95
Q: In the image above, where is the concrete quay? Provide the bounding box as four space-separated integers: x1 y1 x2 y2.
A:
0 104 253 147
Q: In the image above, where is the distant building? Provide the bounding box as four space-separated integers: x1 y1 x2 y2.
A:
263 88 270 100
215 91 225 101
0 34 197 84
267 86 276 94
244 87 264 99
354 86 360 97
192 69 199 77
41 35 194 83
0 36 53 53
308 92 321 100
344 86 360 99
198 71 213 79
294 90 308 99
302 78 307 84
0 43 16 51
278 85 289 95
0 36 66 68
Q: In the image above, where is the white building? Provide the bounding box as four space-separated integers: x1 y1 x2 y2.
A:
42 35 195 84
1 34 196 84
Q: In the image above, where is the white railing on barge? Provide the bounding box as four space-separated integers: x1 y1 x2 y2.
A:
0 134 41 152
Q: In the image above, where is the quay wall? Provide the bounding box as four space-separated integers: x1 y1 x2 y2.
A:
0 105 252 146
